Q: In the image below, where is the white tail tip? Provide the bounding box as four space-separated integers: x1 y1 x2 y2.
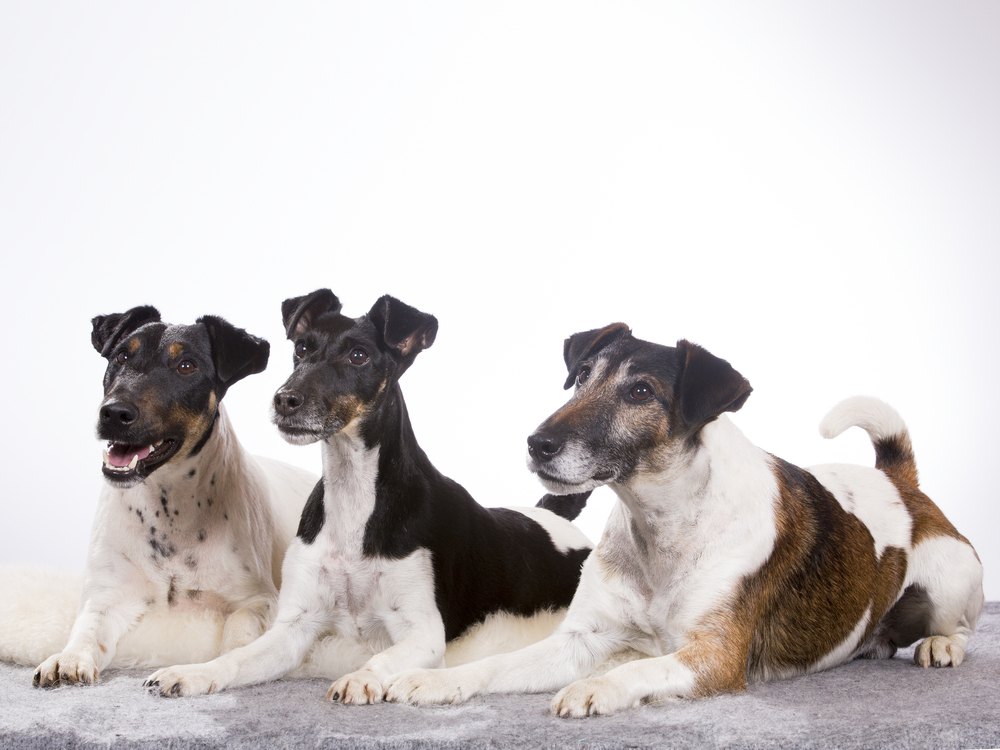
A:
819 396 907 442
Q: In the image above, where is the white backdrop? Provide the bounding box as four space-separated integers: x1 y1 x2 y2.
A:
1 2 997 598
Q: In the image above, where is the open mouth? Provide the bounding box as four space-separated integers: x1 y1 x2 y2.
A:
102 438 180 481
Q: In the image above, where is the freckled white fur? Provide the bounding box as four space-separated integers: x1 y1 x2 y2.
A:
387 397 983 717
19 406 317 686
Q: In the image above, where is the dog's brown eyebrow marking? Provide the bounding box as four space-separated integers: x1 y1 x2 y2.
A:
127 338 141 353
167 342 184 359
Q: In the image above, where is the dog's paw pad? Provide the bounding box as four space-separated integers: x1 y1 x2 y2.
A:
914 635 965 668
552 677 633 718
327 669 384 705
385 670 465 705
34 652 98 688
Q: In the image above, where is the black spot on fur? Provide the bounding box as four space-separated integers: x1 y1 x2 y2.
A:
184 553 197 570
145 597 155 607
135 509 144 523
187 589 201 600
206 497 213 507
187 468 197 478
535 491 591 521
223 512 228 521
167 577 177 606
296 480 326 544
197 529 207 542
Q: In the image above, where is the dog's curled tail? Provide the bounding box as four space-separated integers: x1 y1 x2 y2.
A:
535 491 592 521
819 396 918 486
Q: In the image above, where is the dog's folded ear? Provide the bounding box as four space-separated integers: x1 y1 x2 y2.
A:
281 289 342 340
367 295 438 362
674 339 752 433
91 306 162 357
562 323 631 389
198 316 270 395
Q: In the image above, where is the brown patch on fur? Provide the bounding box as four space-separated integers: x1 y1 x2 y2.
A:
98 642 108 654
331 394 366 428
676 614 752 696
682 457 909 693
167 342 183 359
883 476 968 548
127 337 141 354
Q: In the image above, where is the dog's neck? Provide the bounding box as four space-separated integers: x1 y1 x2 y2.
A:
112 405 252 524
608 416 774 569
318 382 431 551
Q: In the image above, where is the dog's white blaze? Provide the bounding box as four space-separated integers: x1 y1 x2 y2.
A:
809 463 912 557
507 507 592 553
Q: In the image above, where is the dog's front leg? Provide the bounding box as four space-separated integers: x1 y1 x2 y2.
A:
551 638 744 718
145 614 324 697
34 580 148 688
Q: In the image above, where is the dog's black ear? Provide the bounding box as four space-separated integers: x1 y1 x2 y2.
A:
674 339 752 432
91 306 161 357
281 289 342 340
562 323 631 389
198 315 270 394
367 295 438 362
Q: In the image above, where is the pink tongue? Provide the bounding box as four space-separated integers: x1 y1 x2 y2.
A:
108 444 152 468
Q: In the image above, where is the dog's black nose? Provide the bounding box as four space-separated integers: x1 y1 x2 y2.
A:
527 431 563 461
100 401 139 425
274 389 304 416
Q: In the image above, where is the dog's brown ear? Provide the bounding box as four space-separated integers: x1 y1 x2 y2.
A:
91 306 161 358
198 315 270 396
281 289 342 339
674 339 752 432
562 323 630 389
367 295 438 363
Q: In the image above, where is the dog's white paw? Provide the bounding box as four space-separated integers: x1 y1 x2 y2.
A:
33 651 99 688
914 635 965 668
552 676 634 718
144 665 221 697
385 669 467 705
327 669 384 705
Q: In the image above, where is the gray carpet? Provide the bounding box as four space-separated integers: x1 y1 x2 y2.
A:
2 603 998 749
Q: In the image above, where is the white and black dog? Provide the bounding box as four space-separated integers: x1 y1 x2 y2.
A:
386 324 984 717
29 306 316 687
145 290 592 701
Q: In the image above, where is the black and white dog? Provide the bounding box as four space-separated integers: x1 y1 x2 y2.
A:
386 324 984 717
30 307 316 687
145 290 592 701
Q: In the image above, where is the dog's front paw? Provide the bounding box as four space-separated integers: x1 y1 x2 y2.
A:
327 669 384 705
33 651 99 688
552 676 634 718
914 635 966 668
144 665 221 697
385 669 467 705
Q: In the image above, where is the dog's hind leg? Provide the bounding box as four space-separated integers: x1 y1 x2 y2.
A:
902 535 983 668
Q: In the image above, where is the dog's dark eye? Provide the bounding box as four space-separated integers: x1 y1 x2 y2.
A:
294 340 309 359
349 347 370 366
115 351 129 365
629 382 654 402
576 366 591 386
177 359 197 375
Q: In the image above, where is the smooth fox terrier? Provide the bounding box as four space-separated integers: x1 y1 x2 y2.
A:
386 323 984 717
145 290 592 701
32 306 315 687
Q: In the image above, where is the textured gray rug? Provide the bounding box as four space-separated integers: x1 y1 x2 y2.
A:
2 603 998 749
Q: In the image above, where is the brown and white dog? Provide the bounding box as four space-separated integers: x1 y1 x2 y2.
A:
386 324 984 717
